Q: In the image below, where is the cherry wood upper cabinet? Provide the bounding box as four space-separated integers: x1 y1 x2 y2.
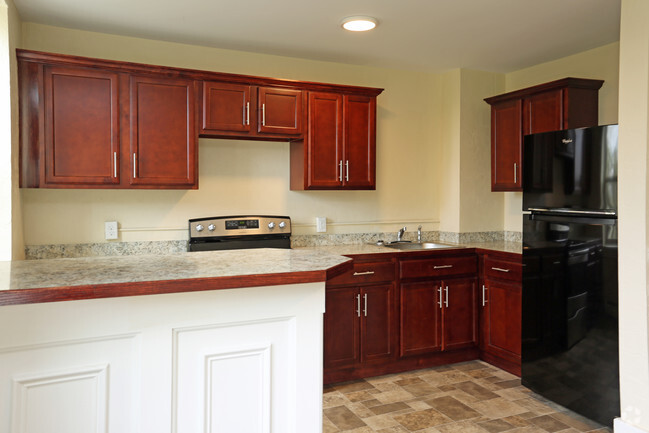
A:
200 83 304 139
485 78 603 192
257 87 303 135
128 76 198 188
201 82 251 134
20 64 120 187
18 49 382 189
290 92 378 190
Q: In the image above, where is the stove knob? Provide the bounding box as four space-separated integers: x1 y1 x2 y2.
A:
208 224 216 231
279 221 286 229
268 222 276 229
196 224 204 232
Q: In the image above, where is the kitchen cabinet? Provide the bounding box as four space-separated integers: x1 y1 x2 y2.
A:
290 92 377 190
323 256 397 384
128 75 198 187
485 77 603 192
479 253 522 376
18 49 382 190
23 64 120 187
200 83 304 138
19 52 199 189
399 255 478 358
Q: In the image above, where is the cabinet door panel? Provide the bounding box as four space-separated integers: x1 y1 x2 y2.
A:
258 87 303 135
484 278 521 356
400 281 441 357
306 92 343 188
442 278 477 351
129 76 197 187
523 90 563 135
361 284 393 363
202 82 251 133
44 66 119 185
324 286 359 369
343 95 375 189
491 99 522 191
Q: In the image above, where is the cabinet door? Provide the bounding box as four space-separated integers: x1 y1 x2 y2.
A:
129 75 197 188
43 66 120 186
324 286 360 369
400 281 442 357
483 277 521 356
258 87 303 135
523 90 563 135
306 92 343 188
343 95 376 189
201 82 251 133
442 278 477 351
491 99 522 191
360 284 394 363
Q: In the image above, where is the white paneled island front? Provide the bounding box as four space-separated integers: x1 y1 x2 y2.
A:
0 249 351 433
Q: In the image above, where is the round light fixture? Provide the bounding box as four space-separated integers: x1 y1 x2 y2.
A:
341 16 377 32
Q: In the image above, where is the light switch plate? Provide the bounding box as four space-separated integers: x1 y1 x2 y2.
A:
105 221 118 240
316 217 327 233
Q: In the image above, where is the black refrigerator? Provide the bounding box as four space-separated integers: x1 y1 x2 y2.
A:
521 124 619 427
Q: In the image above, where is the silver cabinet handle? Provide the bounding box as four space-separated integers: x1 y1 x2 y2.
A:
353 271 375 276
356 294 361 317
438 287 443 309
482 285 488 307
339 160 343 182
262 103 266 126
491 267 510 273
133 153 137 178
345 160 349 182
363 293 368 317
445 286 449 308
113 152 117 178
434 265 453 269
514 162 518 184
246 102 250 125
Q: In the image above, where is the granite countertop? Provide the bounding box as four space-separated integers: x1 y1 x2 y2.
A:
0 249 351 306
296 240 522 256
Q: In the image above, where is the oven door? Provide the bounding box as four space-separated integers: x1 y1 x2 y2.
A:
188 236 291 251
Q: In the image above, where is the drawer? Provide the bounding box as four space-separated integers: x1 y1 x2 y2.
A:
327 259 395 286
484 257 522 282
400 255 477 280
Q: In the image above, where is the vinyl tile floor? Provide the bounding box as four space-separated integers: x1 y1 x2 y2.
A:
322 360 612 433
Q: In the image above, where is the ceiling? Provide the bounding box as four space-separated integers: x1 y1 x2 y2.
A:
13 0 621 74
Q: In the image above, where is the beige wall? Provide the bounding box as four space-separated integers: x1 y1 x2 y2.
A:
617 0 649 430
0 0 21 260
500 42 620 233
20 23 444 244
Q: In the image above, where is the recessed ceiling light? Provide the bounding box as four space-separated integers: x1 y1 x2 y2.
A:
341 16 377 32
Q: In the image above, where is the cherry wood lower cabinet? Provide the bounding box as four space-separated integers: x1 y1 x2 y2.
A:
323 255 397 384
478 252 522 376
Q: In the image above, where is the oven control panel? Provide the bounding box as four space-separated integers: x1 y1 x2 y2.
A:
189 215 291 239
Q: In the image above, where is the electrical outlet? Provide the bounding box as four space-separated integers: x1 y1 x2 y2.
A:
105 221 119 240
316 217 327 233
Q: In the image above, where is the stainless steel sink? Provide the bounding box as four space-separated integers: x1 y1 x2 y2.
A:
384 242 462 250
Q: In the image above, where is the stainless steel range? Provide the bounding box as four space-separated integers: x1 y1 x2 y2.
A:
188 215 291 251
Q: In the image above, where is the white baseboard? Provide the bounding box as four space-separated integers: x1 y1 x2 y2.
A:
615 418 649 433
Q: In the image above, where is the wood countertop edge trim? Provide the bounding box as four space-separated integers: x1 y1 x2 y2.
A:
0 266 349 306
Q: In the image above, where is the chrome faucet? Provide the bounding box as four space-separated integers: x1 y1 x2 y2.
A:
417 225 422 243
397 226 407 242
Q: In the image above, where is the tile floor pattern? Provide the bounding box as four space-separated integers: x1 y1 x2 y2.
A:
323 360 612 433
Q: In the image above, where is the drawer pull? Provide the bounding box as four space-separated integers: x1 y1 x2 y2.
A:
491 267 510 273
433 265 453 269
353 271 375 276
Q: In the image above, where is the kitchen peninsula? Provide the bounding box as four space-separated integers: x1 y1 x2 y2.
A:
0 249 351 433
